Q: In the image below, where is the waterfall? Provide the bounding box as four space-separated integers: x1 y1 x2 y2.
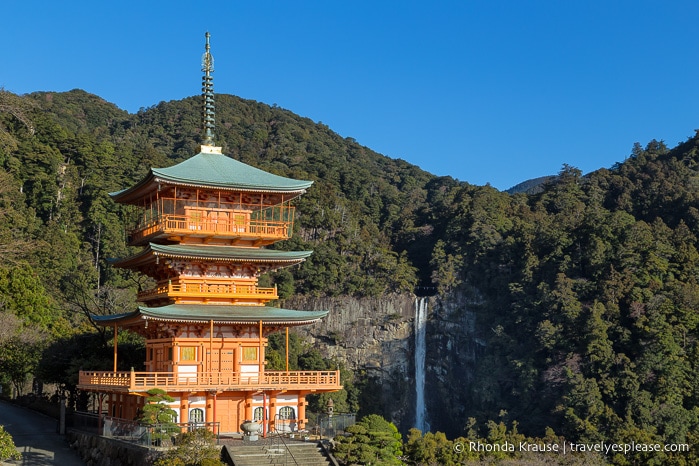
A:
414 297 429 432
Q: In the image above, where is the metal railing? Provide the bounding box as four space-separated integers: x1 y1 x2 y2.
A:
67 412 220 447
269 416 300 466
309 413 356 439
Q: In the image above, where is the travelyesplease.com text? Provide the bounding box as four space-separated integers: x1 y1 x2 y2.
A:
455 440 690 455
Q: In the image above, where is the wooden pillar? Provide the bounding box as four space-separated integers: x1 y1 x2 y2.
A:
269 392 277 433
298 393 307 431
244 392 253 422
180 393 189 427
206 392 214 425
209 320 214 374
113 324 118 372
212 391 218 435
126 395 135 419
258 321 264 376
285 327 289 373
262 391 267 438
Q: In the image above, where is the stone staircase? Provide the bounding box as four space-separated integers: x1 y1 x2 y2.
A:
223 441 333 466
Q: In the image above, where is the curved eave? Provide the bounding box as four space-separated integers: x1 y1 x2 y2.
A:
108 172 157 204
92 309 143 327
92 305 328 327
111 244 312 269
109 175 309 205
150 176 311 194
149 244 313 261
110 152 313 205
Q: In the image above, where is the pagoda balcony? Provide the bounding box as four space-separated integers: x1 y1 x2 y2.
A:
78 369 341 393
128 210 294 246
138 281 278 303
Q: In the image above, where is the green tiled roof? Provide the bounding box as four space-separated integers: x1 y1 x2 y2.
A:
92 304 328 325
111 243 312 268
153 152 313 191
149 244 312 261
110 151 313 202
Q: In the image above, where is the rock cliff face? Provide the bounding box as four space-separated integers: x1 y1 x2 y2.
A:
283 291 480 437
283 294 416 428
424 292 483 437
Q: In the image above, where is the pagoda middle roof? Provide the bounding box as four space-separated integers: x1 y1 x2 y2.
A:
112 243 313 268
92 304 328 326
110 150 313 203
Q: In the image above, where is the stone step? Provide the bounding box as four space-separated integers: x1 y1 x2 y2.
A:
224 442 331 466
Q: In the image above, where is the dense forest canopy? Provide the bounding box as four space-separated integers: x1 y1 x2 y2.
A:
1 88 699 463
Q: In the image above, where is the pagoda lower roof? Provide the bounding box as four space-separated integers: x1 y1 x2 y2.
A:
111 243 312 268
110 150 313 204
92 304 328 327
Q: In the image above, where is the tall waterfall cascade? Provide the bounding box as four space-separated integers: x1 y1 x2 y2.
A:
414 297 429 432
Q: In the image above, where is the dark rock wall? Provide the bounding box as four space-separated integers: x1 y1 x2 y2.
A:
283 292 480 437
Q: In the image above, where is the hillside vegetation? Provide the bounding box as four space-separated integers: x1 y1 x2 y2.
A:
1 89 699 463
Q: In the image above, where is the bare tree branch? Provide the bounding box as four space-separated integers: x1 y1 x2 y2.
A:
0 88 36 153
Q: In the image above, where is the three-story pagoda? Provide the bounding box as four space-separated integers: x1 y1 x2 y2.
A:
77 33 341 435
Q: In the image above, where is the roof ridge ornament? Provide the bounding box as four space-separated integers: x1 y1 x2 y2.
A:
201 32 221 153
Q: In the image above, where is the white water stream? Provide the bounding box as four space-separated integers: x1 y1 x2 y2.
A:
414 297 429 432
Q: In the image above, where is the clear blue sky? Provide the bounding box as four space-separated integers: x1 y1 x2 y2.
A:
2 1 698 190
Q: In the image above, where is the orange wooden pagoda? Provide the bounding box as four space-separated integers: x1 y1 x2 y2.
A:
77 33 341 435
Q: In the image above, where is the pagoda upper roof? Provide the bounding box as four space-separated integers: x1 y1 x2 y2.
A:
92 304 328 327
112 243 312 268
110 148 313 204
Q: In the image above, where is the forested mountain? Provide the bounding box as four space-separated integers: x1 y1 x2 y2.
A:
505 175 556 194
428 142 699 463
2 88 699 463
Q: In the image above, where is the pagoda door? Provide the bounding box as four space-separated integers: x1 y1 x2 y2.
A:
221 349 234 372
216 395 244 434
208 210 229 233
208 347 235 372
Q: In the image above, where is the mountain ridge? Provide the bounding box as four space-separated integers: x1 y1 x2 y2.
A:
3 88 699 457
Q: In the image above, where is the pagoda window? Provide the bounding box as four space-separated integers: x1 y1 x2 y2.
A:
253 407 264 421
161 198 175 215
242 347 258 362
168 347 174 361
232 212 248 232
189 408 205 424
180 347 197 361
186 207 204 230
279 406 296 420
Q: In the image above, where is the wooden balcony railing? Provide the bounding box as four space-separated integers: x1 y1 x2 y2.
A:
129 214 292 245
78 370 341 392
137 281 278 302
